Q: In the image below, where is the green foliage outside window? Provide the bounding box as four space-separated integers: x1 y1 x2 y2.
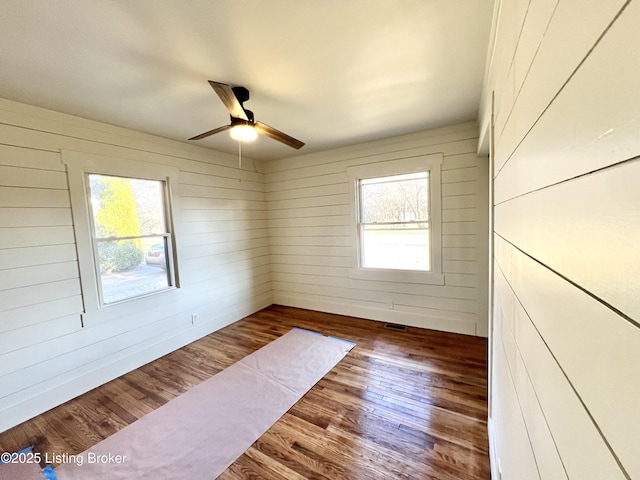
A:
91 176 144 273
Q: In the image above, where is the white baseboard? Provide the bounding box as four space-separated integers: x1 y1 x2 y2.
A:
274 293 478 336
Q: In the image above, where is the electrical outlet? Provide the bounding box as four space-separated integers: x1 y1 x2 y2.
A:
387 299 394 310
191 313 199 324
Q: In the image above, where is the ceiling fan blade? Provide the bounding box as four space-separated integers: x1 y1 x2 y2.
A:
208 81 248 121
254 122 305 149
188 125 230 141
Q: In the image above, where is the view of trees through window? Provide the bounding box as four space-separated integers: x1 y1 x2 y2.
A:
88 174 171 304
359 172 431 271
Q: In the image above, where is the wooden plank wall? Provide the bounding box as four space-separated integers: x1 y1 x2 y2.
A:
264 122 489 337
481 0 640 479
0 99 271 433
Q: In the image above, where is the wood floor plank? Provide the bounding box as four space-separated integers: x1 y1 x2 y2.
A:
0 305 489 478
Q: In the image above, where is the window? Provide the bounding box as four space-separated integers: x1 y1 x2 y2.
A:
348 154 444 284
359 172 431 271
63 150 180 325
87 174 174 305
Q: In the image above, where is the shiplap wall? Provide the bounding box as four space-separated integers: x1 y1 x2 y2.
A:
0 99 271 432
482 0 640 479
264 122 489 337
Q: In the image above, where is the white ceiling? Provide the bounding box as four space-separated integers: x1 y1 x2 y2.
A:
0 1 493 161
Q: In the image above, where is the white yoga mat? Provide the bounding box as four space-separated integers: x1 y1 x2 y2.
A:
54 328 355 479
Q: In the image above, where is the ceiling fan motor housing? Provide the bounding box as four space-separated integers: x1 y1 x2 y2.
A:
231 86 250 104
231 86 253 123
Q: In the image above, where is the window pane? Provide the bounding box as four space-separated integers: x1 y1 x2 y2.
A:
89 174 166 238
362 224 430 271
98 237 170 304
87 173 173 305
361 172 429 223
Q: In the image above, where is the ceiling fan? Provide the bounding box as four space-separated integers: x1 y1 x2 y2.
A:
189 81 305 149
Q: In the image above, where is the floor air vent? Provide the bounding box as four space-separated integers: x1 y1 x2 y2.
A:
384 323 407 332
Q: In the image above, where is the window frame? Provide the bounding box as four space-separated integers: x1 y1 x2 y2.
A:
347 153 444 285
63 150 181 326
86 173 176 306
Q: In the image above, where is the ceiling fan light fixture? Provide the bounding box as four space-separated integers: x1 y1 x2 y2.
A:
189 81 304 149
229 123 257 142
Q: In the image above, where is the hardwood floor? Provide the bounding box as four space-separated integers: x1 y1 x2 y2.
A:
0 305 490 479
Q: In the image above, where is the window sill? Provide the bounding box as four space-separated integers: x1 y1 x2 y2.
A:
349 267 445 285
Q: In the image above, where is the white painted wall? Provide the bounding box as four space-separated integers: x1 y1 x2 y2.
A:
482 0 640 478
0 99 272 432
264 122 489 337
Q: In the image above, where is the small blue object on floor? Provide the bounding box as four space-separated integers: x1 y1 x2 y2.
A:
42 465 57 480
0 445 56 480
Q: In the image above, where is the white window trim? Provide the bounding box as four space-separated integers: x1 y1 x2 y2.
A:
347 153 445 285
62 149 181 326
